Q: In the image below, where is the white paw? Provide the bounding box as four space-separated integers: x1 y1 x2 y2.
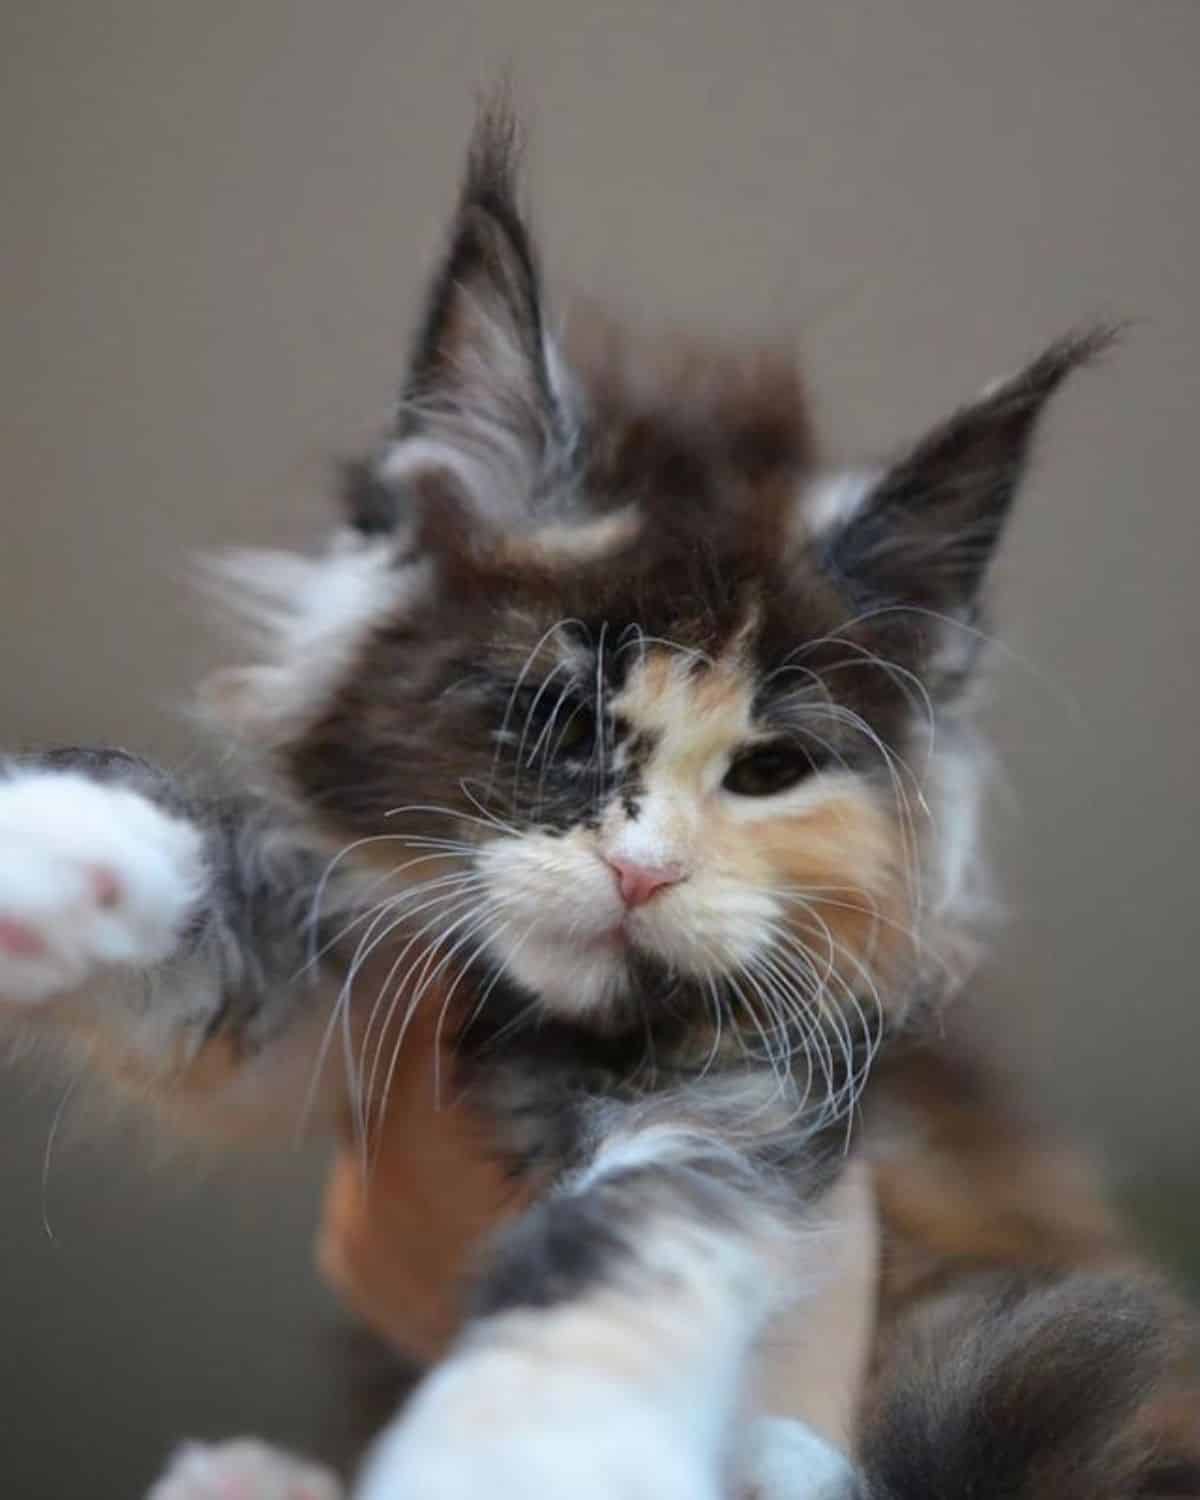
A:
147 1439 343 1500
357 1349 718 1500
0 771 205 1003
740 1416 855 1499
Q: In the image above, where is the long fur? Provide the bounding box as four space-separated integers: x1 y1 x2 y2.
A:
0 102 1194 1500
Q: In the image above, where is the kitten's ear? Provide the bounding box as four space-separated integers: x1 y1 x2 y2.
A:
821 329 1116 618
356 103 575 539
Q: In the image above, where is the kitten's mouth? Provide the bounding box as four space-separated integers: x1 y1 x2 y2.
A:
578 924 627 954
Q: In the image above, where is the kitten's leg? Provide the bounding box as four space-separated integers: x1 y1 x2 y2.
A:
741 1417 856 1500
0 750 337 1132
144 1424 849 1500
147 1439 343 1500
143 1419 851 1500
0 754 207 1006
354 1116 857 1500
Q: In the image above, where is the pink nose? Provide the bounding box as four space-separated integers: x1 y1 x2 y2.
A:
606 857 685 909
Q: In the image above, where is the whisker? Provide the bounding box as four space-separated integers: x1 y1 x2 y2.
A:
360 888 504 1133
371 902 518 1153
357 880 492 1109
385 803 520 838
614 633 714 669
298 854 472 979
459 780 521 838
512 660 573 805
486 616 587 798
40 1075 80 1246
301 874 487 1156
362 904 488 1152
304 835 459 971
593 619 609 824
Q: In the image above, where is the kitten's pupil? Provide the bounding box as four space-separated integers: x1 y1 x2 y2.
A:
507 684 596 761
552 702 595 756
723 743 815 798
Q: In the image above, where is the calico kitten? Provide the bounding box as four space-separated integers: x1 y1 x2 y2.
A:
2 106 1196 1499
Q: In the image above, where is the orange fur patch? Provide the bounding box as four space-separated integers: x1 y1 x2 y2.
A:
749 793 911 1009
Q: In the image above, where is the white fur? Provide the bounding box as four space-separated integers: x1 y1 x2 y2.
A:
799 470 879 539
474 830 632 1014
355 1124 849 1500
379 434 504 518
474 824 781 1019
569 1114 781 1192
146 1389 849 1500
0 772 205 1003
359 1181 751 1498
147 1439 342 1500
202 533 423 730
208 533 406 655
606 789 682 871
381 297 577 532
742 1417 855 1499
358 1350 722 1500
150 1420 849 1500
543 329 580 437
926 736 983 920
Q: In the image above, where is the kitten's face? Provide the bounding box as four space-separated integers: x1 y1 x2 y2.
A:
470 631 901 1022
216 109 1101 1057
282 523 925 1049
359 544 915 1029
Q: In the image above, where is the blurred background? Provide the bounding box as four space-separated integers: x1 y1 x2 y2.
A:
2 2 1198 1493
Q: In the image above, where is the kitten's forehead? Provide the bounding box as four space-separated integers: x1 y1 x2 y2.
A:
612 644 754 756
482 588 830 733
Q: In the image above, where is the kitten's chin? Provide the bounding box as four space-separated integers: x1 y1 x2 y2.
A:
496 928 634 1019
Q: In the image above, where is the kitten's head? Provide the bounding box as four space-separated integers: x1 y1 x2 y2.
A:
210 107 1108 1061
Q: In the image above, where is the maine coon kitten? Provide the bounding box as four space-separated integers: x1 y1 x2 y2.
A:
1 107 1197 1499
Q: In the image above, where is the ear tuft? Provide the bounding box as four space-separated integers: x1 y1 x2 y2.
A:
823 325 1120 616
404 95 543 412
359 97 576 545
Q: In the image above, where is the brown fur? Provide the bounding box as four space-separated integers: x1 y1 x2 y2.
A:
857 1030 1200 1497
14 108 1183 1498
251 115 1192 1493
565 307 814 505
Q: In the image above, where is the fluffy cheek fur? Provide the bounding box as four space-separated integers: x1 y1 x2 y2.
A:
473 830 633 1014
197 534 426 744
747 789 911 1016
472 782 906 1024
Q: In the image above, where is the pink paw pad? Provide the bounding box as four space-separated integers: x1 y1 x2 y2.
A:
0 918 47 959
89 866 123 909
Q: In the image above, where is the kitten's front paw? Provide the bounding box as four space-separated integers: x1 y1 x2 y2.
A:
359 1349 718 1500
740 1416 856 1500
0 771 205 1003
147 1439 342 1500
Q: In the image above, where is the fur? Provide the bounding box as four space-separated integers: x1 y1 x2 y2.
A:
0 102 1194 1500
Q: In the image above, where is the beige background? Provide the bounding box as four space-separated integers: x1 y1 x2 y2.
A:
2 2 1198 1493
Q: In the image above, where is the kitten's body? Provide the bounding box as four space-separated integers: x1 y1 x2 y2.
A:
2 107 1197 1498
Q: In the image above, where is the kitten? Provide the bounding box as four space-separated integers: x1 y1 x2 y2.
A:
2 105 1196 1499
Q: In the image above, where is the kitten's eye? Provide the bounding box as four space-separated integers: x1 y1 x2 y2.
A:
503 685 596 761
552 703 596 756
723 743 815 798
